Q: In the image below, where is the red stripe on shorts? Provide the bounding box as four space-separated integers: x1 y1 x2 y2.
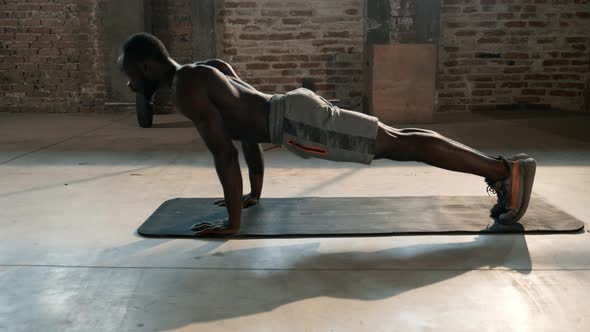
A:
287 140 328 155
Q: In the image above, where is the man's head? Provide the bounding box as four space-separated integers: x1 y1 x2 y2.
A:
118 33 170 100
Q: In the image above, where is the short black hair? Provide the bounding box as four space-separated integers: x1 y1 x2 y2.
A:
118 32 170 68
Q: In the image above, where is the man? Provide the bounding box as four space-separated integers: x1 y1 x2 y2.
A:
118 33 536 236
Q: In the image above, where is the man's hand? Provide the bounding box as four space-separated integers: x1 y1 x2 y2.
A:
191 219 239 236
214 193 259 209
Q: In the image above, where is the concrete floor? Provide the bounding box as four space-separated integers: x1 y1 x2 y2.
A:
1 110 589 331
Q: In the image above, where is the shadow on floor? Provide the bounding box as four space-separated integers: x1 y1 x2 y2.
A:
129 234 531 329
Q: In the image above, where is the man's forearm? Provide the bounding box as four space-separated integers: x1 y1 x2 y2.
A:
242 142 264 199
214 152 243 230
249 173 263 199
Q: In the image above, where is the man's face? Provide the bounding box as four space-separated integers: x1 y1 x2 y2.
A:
122 62 158 100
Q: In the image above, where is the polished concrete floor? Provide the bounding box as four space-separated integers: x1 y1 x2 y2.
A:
1 110 589 331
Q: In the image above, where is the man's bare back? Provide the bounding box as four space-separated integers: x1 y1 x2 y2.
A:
173 62 273 143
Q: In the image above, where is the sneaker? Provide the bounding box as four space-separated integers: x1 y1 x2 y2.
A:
485 155 537 224
486 153 529 218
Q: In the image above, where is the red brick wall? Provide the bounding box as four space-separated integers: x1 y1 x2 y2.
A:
150 0 193 112
220 0 365 111
389 0 417 43
438 0 590 112
0 0 106 112
150 0 193 64
2 0 589 113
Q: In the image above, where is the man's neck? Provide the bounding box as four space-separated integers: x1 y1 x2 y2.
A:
162 58 181 88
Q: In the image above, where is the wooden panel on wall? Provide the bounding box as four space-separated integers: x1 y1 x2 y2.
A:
370 44 436 124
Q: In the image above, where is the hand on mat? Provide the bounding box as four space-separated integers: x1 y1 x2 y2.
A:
191 219 238 236
214 193 259 209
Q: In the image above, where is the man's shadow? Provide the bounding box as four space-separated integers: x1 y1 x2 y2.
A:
133 233 531 330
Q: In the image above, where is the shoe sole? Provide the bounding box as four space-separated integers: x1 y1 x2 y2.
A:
490 153 530 218
499 158 536 224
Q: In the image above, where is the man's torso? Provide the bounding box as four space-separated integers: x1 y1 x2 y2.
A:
173 67 273 143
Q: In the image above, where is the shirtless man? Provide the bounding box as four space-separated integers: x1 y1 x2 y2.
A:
118 33 536 236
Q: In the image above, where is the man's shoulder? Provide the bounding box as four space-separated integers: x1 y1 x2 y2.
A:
176 64 217 88
173 65 217 117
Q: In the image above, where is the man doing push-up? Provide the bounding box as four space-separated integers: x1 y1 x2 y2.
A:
118 33 536 236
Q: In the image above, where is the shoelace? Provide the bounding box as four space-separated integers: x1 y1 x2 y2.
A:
485 178 508 207
486 186 496 196
486 155 511 201
485 178 497 196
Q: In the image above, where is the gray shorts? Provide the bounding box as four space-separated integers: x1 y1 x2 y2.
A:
268 88 379 165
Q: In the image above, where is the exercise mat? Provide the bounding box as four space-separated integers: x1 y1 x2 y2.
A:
138 195 585 237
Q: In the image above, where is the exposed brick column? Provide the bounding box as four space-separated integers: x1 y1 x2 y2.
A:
150 0 193 113
0 0 106 113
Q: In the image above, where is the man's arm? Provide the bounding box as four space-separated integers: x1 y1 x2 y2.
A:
201 60 264 198
242 141 264 201
207 60 264 202
213 141 264 209
176 65 243 235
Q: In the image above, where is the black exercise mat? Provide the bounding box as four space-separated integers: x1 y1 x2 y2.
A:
138 195 585 237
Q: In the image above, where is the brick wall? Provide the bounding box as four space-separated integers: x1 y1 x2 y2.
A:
150 0 193 112
0 0 362 113
0 0 106 112
150 0 193 64
389 0 417 42
438 0 590 112
2 0 589 113
220 0 365 111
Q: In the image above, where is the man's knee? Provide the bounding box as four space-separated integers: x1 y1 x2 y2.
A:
375 126 441 160
378 131 417 161
394 131 444 161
